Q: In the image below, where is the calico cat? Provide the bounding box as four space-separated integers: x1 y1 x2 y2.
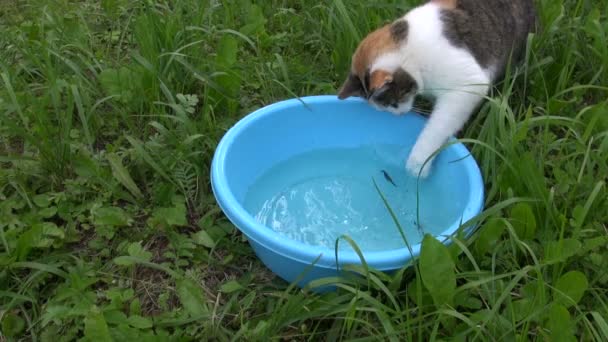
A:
338 0 537 177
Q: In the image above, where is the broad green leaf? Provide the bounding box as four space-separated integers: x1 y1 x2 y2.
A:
539 0 564 32
240 291 257 311
93 207 132 227
240 4 266 36
151 202 187 227
104 310 128 325
192 230 216 248
101 0 124 18
454 293 482 310
554 271 588 307
547 98 572 114
127 242 152 261
37 222 64 248
107 153 143 198
113 256 138 266
16 222 58 250
544 239 581 264
126 136 175 185
569 205 585 228
1 312 25 337
99 67 137 103
470 309 512 334
175 94 199 115
581 236 608 253
40 305 71 327
216 70 241 100
108 324 140 341
84 306 113 342
213 34 242 105
127 315 153 329
33 193 52 207
123 289 135 300
15 223 64 259
419 235 456 306
41 222 64 239
220 280 244 294
16 226 39 260
197 210 219 230
511 298 534 322
130 298 142 316
474 219 505 255
547 304 576 342
73 152 102 178
112 257 170 275
407 273 429 307
176 278 208 317
521 280 548 308
112 257 179 277
217 35 238 67
510 203 536 239
38 206 57 218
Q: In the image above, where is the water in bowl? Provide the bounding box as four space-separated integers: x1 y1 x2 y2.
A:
243 145 464 251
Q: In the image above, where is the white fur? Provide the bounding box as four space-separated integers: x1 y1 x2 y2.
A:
371 3 492 178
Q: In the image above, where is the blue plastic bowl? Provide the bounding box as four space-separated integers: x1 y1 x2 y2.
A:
211 95 484 288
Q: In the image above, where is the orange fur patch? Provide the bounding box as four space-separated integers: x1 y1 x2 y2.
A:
430 0 457 9
351 25 398 79
369 70 392 91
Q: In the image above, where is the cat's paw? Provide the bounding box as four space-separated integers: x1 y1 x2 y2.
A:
405 155 432 179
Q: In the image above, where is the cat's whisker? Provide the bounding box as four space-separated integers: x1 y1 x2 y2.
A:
411 106 432 114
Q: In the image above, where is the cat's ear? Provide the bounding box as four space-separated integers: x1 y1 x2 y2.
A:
338 73 365 99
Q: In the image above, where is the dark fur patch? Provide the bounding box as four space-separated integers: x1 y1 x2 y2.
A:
371 68 417 108
393 68 417 92
439 0 537 75
390 20 409 42
338 73 365 99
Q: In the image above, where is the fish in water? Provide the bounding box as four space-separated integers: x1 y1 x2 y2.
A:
381 170 397 187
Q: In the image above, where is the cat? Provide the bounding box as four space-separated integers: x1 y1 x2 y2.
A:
337 0 537 178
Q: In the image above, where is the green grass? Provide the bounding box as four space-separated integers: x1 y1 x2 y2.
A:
1 0 607 340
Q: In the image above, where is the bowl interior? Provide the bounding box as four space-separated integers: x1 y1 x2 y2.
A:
212 96 483 268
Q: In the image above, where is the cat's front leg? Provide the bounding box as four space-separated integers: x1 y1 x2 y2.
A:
406 87 488 178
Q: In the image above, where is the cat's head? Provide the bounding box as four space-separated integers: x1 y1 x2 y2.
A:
337 20 419 114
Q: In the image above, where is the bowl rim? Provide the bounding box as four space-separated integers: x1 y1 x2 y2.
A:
211 95 484 270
